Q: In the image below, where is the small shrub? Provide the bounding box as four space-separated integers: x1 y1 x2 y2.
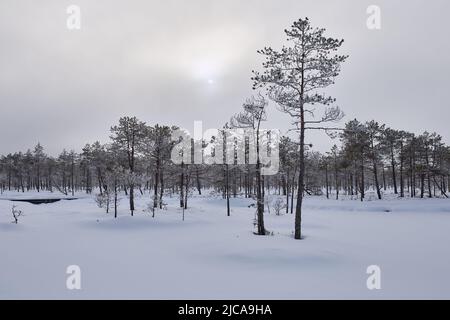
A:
95 192 112 213
11 205 24 224
272 198 286 216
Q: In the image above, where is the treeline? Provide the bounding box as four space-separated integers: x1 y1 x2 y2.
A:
1 117 448 211
320 120 450 201
0 116 286 218
287 119 450 203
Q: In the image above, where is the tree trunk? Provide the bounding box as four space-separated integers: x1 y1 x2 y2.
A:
294 103 305 240
373 162 382 200
225 164 230 217
196 167 202 195
180 161 185 208
334 156 339 200
114 178 118 219
360 152 365 201
370 138 382 200
129 185 134 216
290 173 295 214
420 173 425 198
400 143 405 198
71 160 75 196
256 131 265 235
286 171 290 214
425 148 432 198
153 161 159 217
390 145 398 194
159 169 164 209
184 167 189 210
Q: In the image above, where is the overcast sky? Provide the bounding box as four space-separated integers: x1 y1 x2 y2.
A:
1 0 449 155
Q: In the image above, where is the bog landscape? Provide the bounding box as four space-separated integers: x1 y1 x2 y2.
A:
1 1 449 299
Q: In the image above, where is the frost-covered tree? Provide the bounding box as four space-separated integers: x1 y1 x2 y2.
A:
252 17 348 239
110 117 147 216
365 121 384 200
33 143 45 192
142 125 174 212
380 128 403 195
104 166 123 218
279 136 298 212
230 94 268 235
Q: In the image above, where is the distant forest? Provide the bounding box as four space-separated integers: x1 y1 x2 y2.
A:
1 116 448 206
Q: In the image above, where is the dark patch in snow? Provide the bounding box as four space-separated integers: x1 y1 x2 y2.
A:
6 198 78 205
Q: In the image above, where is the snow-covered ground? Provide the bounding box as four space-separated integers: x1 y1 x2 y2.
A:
1 190 450 299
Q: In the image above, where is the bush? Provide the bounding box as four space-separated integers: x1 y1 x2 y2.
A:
95 192 112 213
11 205 24 224
272 198 286 216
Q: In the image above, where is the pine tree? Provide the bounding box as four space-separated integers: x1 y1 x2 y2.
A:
110 117 147 216
253 17 347 239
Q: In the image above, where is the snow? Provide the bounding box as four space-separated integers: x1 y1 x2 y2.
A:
1 191 450 299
